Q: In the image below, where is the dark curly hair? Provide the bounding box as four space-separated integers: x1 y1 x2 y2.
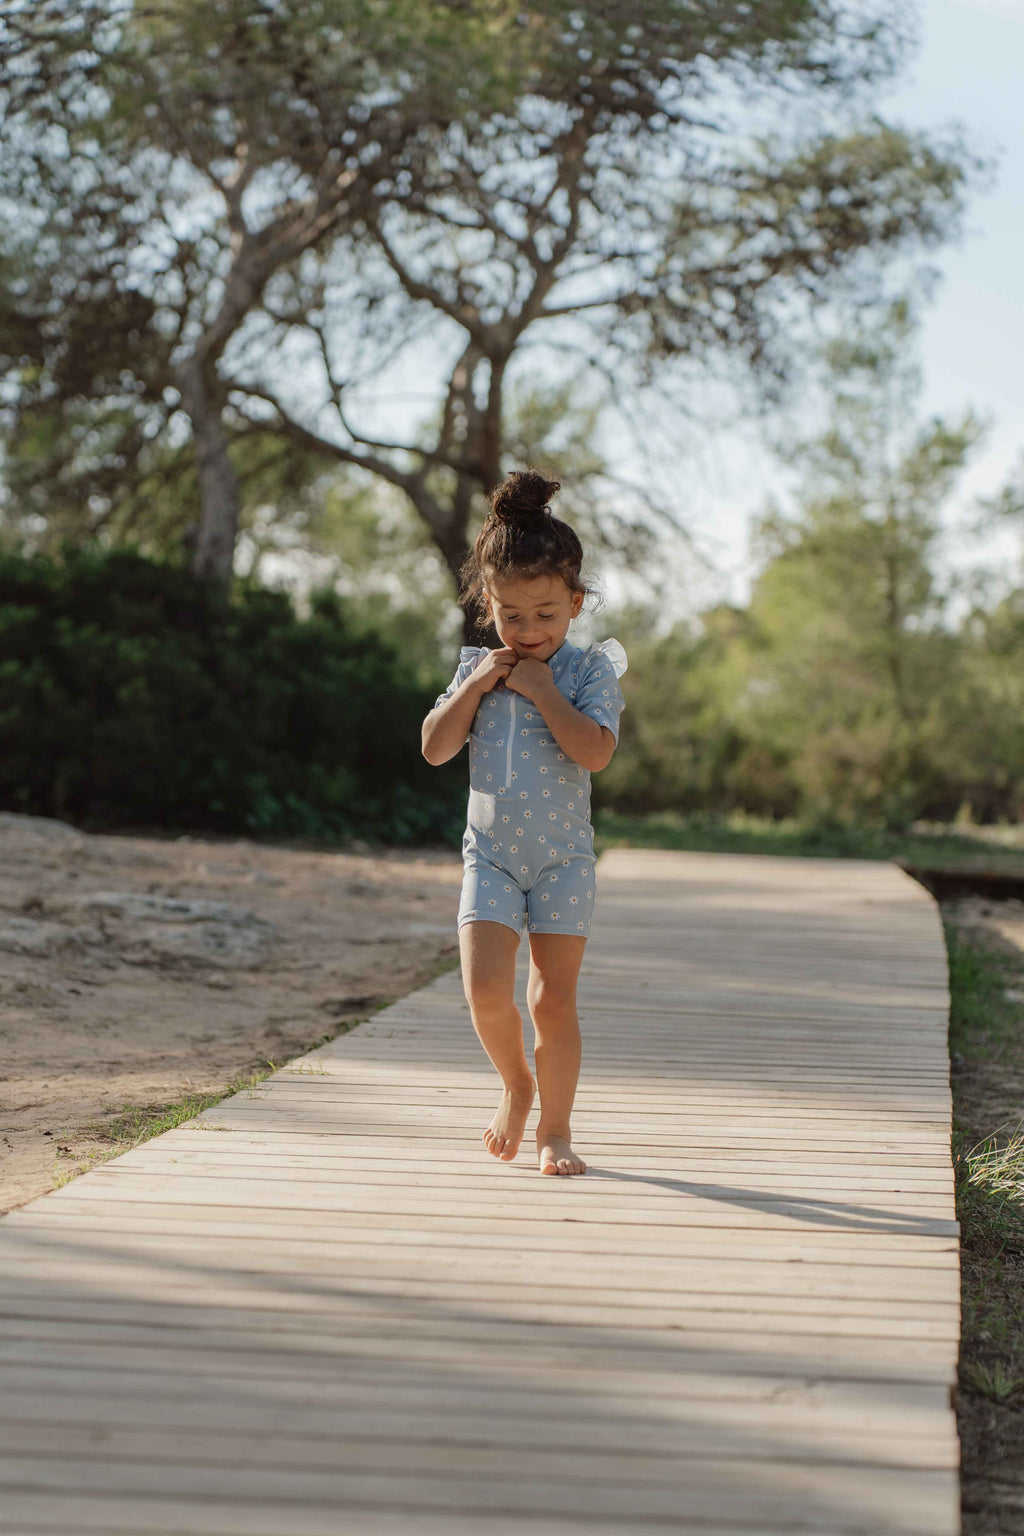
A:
459 469 598 633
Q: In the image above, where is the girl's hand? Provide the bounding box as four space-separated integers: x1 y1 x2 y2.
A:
506 656 557 703
472 647 519 693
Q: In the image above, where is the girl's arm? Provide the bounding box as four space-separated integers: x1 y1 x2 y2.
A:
421 671 489 765
526 678 616 772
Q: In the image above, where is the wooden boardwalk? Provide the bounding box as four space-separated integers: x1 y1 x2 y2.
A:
0 849 959 1535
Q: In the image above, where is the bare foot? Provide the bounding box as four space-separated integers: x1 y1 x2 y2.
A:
483 1075 536 1162
537 1132 587 1177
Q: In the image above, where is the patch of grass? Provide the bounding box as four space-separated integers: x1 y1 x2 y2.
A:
45 945 460 1193
49 1017 371 1187
963 1126 1024 1210
947 920 1024 1068
962 1361 1024 1407
594 809 1024 871
941 906 1024 1531
96 1064 279 1146
954 1121 1024 1263
52 1166 86 1190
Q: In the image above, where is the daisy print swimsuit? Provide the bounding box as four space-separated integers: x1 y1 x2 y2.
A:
433 637 628 938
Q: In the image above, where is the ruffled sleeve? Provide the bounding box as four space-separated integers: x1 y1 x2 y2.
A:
432 645 489 712
574 637 628 743
587 637 628 678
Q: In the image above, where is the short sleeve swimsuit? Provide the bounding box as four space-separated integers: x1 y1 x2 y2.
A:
433 636 628 938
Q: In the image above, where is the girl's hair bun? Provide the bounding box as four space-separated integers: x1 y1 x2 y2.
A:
488 470 560 528
458 464 596 635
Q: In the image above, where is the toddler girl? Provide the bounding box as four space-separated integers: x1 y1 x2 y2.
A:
421 470 628 1177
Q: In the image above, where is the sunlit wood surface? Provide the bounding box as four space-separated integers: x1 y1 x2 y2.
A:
0 848 959 1535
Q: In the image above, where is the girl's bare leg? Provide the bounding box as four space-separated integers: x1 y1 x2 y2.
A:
527 932 588 1176
459 920 535 1161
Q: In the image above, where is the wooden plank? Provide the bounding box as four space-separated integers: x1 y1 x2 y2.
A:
76 1165 958 1203
72 1137 957 1167
0 1360 954 1414
0 1343 959 1402
0 1281 962 1329
31 1182 959 1232
0 849 960 1534
0 1419 959 1472
0 1253 959 1293
2 1211 961 1265
0 1456 961 1533
57 1154 957 1190
0 1493 953 1536
0 1325 962 1384
0 1404 958 1467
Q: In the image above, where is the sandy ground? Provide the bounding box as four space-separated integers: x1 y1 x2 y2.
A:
944 892 1024 961
0 812 463 1213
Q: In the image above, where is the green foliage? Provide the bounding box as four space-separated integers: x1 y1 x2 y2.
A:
594 609 795 819
0 544 465 843
593 305 1024 831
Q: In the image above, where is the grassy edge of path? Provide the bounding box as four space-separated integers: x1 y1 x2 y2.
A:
944 914 1024 1536
592 807 1024 869
48 950 463 1193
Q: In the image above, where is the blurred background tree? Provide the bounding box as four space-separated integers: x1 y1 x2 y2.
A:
1 1 976 645
597 302 1024 831
0 0 537 581
5 2 1023 843
739 299 982 828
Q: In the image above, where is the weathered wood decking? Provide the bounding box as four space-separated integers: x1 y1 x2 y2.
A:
0 848 959 1535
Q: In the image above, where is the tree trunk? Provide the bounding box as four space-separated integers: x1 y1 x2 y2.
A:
463 604 500 650
177 362 242 593
431 520 498 650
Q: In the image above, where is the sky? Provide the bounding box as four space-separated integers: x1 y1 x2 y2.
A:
676 0 1024 618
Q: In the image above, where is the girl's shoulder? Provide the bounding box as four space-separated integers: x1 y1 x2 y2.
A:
579 637 628 678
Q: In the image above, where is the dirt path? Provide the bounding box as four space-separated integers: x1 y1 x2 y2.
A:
0 813 462 1212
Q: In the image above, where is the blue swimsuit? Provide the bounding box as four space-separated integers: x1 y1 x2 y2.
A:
434 637 628 938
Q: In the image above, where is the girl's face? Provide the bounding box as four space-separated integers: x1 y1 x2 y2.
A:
484 571 583 662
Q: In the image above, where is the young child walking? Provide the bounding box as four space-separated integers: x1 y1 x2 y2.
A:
421 470 628 1177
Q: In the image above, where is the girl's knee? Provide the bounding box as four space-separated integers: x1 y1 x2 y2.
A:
464 972 515 1016
528 982 578 1027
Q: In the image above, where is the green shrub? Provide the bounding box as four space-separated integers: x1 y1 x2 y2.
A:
0 544 464 844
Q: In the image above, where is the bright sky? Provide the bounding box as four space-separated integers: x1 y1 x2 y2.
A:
679 0 1024 617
